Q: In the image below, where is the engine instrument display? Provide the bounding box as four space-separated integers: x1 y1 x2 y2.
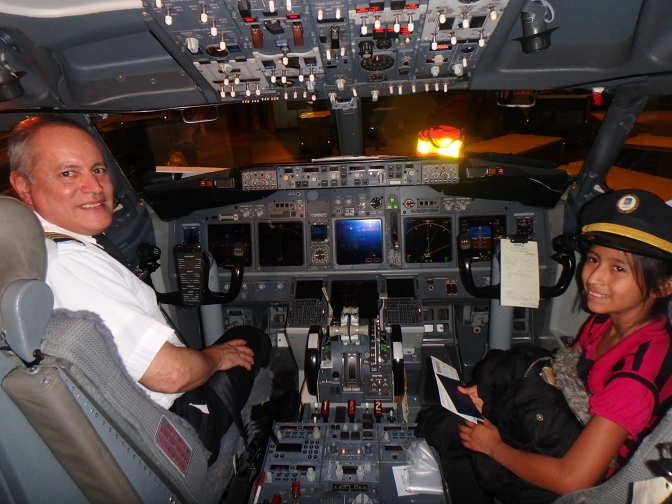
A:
335 219 383 265
459 216 506 259
207 223 252 267
258 222 304 267
404 218 452 263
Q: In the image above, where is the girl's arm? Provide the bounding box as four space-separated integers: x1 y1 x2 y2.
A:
458 414 628 495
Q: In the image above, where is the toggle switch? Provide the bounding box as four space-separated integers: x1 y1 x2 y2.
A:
292 22 304 46
251 25 263 49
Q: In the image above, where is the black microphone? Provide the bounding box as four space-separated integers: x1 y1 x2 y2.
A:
136 243 161 282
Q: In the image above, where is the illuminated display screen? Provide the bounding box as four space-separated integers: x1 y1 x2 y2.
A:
207 223 252 267
334 219 383 265
459 216 506 258
258 222 304 267
469 225 492 249
311 224 329 242
404 217 452 263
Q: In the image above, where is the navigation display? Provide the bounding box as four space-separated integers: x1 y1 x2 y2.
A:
258 222 304 267
334 219 383 265
207 223 252 267
404 217 452 263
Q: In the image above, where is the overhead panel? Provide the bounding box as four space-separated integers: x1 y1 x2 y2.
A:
143 0 510 103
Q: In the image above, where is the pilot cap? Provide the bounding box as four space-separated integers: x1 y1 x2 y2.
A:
579 189 672 260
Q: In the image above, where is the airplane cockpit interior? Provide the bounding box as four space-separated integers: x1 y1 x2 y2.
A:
3 0 672 503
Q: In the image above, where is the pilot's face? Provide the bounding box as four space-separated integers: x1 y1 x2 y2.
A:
10 125 114 236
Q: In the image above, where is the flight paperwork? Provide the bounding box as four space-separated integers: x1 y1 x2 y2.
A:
431 356 483 424
500 239 540 309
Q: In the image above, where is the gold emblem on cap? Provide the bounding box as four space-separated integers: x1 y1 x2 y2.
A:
616 194 639 214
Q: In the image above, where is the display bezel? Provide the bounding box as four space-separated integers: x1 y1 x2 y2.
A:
207 223 252 267
258 221 305 267
403 217 453 264
334 218 384 266
459 215 506 259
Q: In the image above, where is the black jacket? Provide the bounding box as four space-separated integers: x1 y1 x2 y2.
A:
416 347 583 504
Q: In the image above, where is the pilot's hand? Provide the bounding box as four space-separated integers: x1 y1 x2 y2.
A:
458 418 503 458
458 384 484 414
205 339 255 372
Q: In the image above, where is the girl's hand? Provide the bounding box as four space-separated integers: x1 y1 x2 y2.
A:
458 418 503 458
458 384 484 413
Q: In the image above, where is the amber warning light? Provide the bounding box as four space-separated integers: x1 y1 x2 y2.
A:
416 125 463 157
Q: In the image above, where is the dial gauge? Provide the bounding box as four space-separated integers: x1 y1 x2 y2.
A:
404 218 452 263
311 246 329 264
361 54 394 71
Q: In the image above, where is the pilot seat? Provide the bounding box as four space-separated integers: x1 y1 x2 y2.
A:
0 195 270 504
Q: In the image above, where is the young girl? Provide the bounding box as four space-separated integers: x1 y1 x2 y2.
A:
458 188 672 499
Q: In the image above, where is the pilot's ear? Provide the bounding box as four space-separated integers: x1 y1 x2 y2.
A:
9 171 35 208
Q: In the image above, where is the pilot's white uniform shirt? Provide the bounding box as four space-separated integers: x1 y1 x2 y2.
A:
38 215 184 409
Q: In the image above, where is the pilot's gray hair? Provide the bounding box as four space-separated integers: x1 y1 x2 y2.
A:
8 115 91 182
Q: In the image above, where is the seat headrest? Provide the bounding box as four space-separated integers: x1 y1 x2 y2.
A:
0 196 47 332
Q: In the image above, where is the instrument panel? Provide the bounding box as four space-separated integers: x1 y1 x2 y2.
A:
166 158 566 376
174 176 550 310
140 0 512 103
195 186 537 274
250 407 446 504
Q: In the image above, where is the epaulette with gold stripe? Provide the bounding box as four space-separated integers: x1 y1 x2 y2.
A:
45 232 84 245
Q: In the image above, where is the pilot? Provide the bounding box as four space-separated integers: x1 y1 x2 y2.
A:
8 115 270 464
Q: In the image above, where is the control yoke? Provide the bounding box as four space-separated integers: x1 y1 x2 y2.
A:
155 243 245 307
458 233 576 300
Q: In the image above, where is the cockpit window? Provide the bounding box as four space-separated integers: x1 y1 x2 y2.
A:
96 90 582 193
2 91 671 198
612 96 672 180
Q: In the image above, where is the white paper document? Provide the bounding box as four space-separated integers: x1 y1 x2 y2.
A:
632 476 672 504
431 356 483 424
500 239 540 308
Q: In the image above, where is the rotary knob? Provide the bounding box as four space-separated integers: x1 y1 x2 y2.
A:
359 40 373 59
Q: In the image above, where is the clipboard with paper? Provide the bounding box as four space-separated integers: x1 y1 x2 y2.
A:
431 356 483 424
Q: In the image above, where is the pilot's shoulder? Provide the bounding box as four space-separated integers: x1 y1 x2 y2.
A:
44 232 85 245
43 232 101 259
